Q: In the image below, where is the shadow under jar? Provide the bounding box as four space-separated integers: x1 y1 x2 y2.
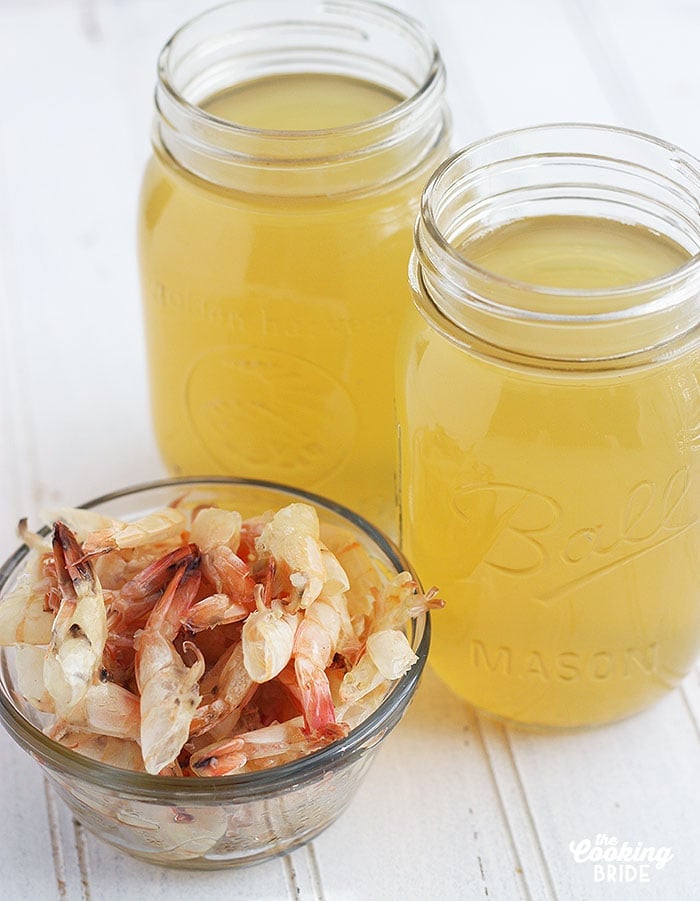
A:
138 0 450 536
398 124 700 729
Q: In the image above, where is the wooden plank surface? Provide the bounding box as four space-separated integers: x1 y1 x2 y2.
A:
0 1 698 898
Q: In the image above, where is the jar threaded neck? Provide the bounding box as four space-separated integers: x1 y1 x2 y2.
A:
411 123 700 367
153 0 450 195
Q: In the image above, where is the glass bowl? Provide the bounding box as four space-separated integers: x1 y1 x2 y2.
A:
0 478 431 869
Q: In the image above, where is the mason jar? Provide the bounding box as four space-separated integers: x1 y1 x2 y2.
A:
398 124 700 728
138 0 451 535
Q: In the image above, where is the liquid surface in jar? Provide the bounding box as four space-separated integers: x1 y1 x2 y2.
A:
204 73 400 129
139 73 436 535
461 215 690 288
400 214 700 728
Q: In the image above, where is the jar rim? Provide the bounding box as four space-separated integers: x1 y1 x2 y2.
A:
157 0 444 141
420 121 700 302
152 0 450 193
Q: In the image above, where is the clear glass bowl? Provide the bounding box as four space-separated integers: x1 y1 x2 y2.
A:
0 478 431 869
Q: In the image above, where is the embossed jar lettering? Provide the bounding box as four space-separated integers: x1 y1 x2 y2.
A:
469 641 660 683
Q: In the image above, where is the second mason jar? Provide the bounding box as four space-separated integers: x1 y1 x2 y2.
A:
399 124 700 729
138 0 450 534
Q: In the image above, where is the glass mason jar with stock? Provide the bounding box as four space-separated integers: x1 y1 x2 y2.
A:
399 124 700 728
138 0 451 535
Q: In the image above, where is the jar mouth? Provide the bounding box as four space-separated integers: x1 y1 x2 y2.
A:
152 0 450 193
420 122 700 306
412 123 700 365
159 7 443 142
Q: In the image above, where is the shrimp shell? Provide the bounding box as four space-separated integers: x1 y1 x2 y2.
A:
190 507 242 553
189 642 255 739
137 634 205 774
190 718 347 777
257 504 326 608
83 508 186 555
44 523 108 716
0 568 55 646
242 595 299 683
135 565 205 774
51 728 145 772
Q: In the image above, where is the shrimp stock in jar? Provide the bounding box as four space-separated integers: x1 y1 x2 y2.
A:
138 0 450 534
398 125 700 728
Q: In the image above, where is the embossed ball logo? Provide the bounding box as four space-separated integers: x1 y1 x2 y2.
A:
186 346 356 482
451 471 696 602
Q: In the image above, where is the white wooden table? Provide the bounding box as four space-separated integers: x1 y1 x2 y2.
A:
1 1 699 898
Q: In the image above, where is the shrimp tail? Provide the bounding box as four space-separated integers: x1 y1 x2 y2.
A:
190 718 348 777
190 737 247 777
294 656 337 735
53 520 94 595
120 544 200 601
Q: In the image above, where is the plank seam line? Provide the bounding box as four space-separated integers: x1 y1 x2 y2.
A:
305 842 326 901
73 820 92 901
680 685 700 743
0 178 29 535
43 779 68 901
503 728 559 901
472 714 533 901
477 853 490 897
0 140 42 516
282 853 301 900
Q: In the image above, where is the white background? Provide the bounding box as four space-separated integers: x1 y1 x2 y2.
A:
0 1 698 898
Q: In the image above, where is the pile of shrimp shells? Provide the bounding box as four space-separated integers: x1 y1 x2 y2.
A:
0 499 440 777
